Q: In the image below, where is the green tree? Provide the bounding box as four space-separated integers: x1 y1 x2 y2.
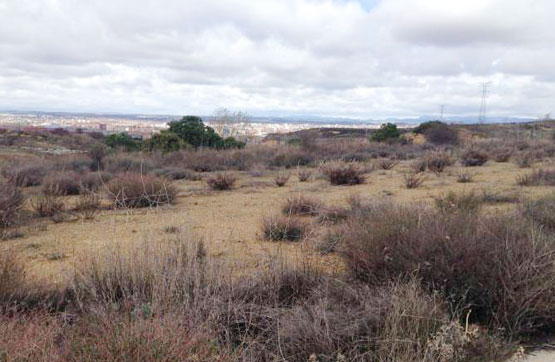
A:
413 120 445 135
143 131 187 153
105 133 141 151
371 123 400 142
168 116 221 148
215 136 246 150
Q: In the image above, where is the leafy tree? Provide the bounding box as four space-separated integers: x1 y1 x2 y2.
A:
105 132 141 151
424 123 459 145
371 123 400 142
413 120 445 134
215 137 246 150
168 116 221 148
143 131 187 153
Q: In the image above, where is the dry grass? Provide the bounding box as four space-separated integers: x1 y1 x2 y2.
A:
273 171 290 187
281 195 322 216
403 171 426 189
30 191 66 217
106 173 177 207
0 180 25 228
516 168 555 186
321 161 366 185
206 172 236 190
297 169 312 182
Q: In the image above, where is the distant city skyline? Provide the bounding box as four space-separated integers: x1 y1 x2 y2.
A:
0 0 553 119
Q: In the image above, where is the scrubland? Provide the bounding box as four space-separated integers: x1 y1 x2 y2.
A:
1 121 555 361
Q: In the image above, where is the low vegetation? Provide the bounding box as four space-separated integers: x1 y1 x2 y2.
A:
262 215 307 241
206 173 236 190
106 173 177 207
321 161 365 185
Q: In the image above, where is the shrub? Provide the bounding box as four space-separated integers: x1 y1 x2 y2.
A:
376 158 398 170
424 123 459 145
460 149 488 167
153 167 201 181
425 151 453 174
74 192 102 220
0 251 25 303
31 192 66 217
297 169 312 182
516 169 555 186
282 195 321 216
403 172 425 189
42 171 82 195
493 149 512 162
316 206 350 225
413 120 444 134
434 191 483 214
143 131 186 153
269 150 313 168
371 123 400 142
206 173 236 190
514 151 534 168
321 161 365 185
1 161 48 187
521 194 555 230
262 215 306 241
410 159 427 173
0 181 25 229
88 144 108 171
274 172 290 187
456 170 474 183
80 171 113 191
342 202 555 336
105 133 141 151
168 116 222 148
106 173 177 208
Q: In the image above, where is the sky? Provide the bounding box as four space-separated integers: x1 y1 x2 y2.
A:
0 0 554 120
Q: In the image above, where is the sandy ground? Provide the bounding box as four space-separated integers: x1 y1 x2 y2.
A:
2 159 554 287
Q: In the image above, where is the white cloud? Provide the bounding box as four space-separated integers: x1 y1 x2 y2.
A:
0 0 553 119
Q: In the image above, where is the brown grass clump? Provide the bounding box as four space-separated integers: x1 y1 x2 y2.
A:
425 151 453 174
460 149 488 167
297 169 312 182
514 151 534 168
0 180 25 229
342 202 555 336
262 215 306 241
206 173 236 190
456 170 474 183
410 159 427 173
106 173 177 208
434 191 483 214
282 195 321 216
321 161 365 185
0 251 25 303
74 192 102 220
376 158 398 170
403 172 425 189
521 193 555 230
274 172 290 187
516 168 555 186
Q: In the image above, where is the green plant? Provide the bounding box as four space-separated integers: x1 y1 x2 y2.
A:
371 123 400 142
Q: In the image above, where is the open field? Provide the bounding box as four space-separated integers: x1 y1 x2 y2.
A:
2 121 555 361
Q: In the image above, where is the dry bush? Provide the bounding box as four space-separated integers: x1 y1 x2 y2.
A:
1 159 49 187
282 195 321 216
321 161 365 185
206 173 236 190
521 193 555 230
103 154 155 174
403 171 425 189
514 151 534 168
434 191 483 214
410 159 427 173
460 149 489 167
273 172 290 187
153 167 201 181
0 180 25 229
424 123 459 145
0 251 25 303
315 226 345 254
106 173 177 208
425 151 454 174
74 192 102 220
262 215 306 241
80 171 113 191
42 171 82 195
342 202 555 336
456 170 474 183
316 206 350 225
31 191 66 217
516 169 555 186
297 169 312 182
269 148 313 168
493 148 512 162
376 158 399 170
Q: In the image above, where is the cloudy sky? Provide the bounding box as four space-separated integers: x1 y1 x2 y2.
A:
0 0 553 120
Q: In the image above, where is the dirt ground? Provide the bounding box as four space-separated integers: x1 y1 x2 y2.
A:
3 159 554 287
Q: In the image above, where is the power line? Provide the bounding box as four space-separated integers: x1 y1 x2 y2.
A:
478 82 491 123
